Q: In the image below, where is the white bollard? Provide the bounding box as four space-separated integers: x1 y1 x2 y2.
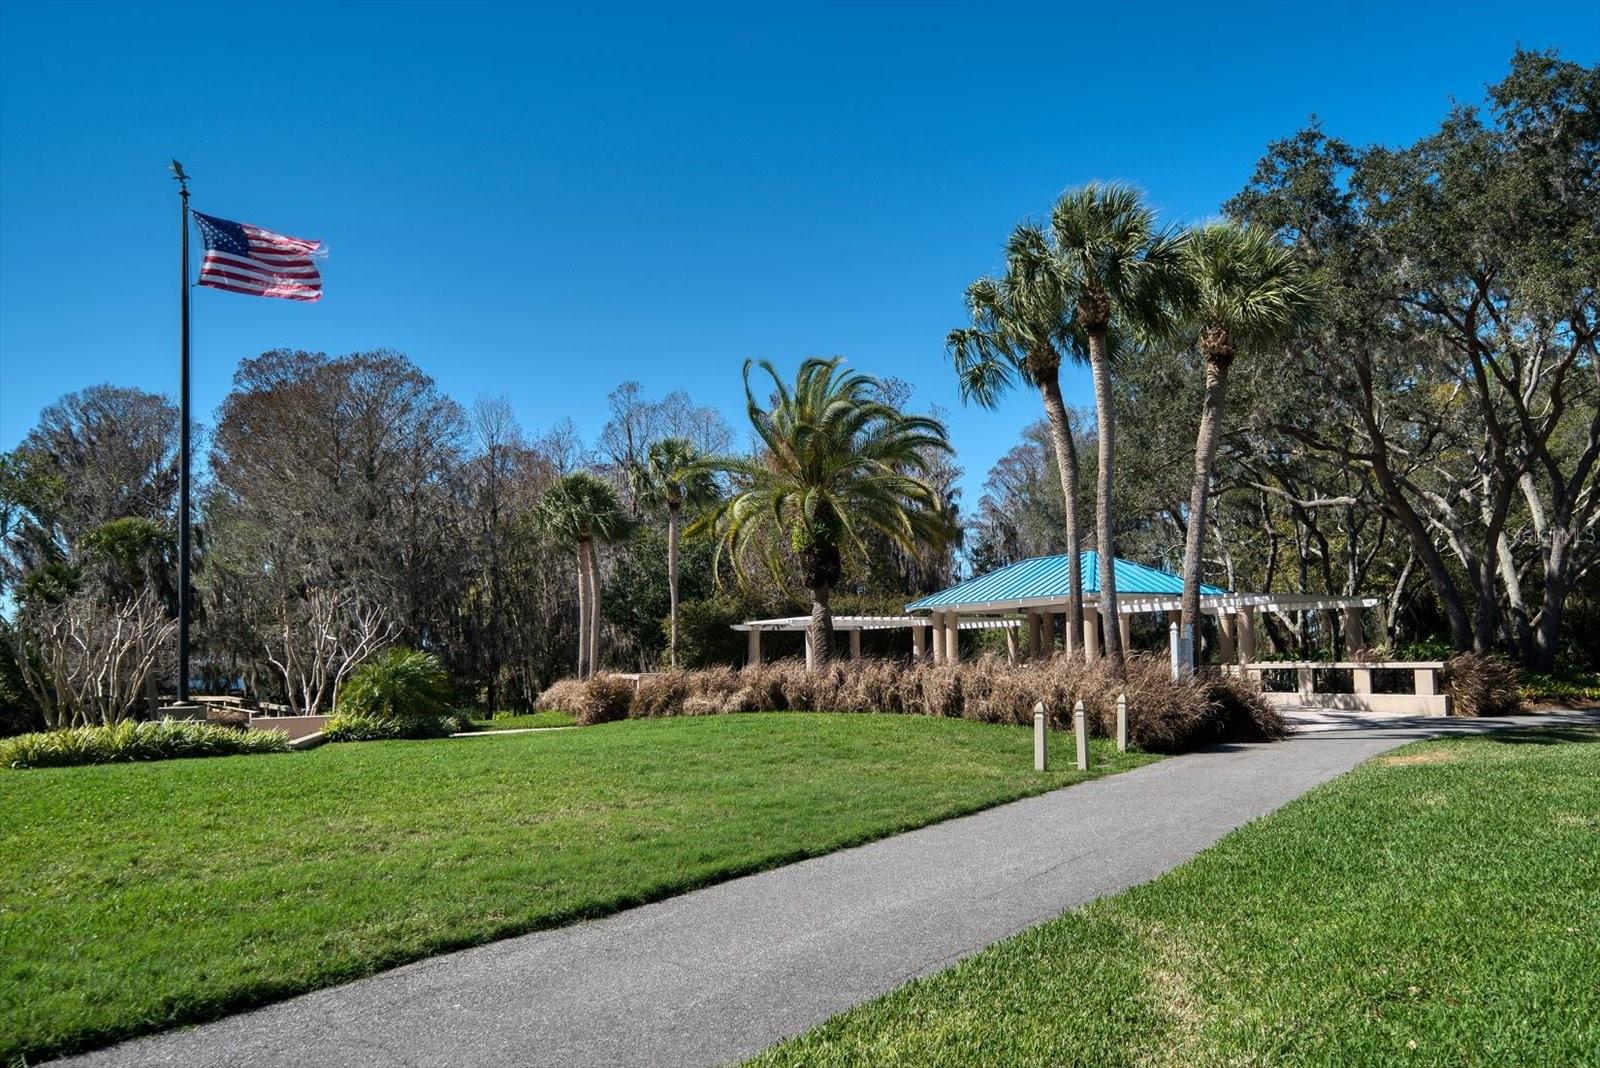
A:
1074 700 1088 771
1116 692 1128 752
1033 701 1048 771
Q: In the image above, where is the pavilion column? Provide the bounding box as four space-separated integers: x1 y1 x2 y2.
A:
1083 606 1101 661
1027 611 1042 659
912 622 927 660
1005 624 1018 663
1343 605 1365 657
945 611 962 664
1216 611 1236 664
849 629 862 660
803 630 814 667
1118 613 1132 653
747 628 762 667
930 615 945 664
1061 609 1075 656
1236 607 1257 665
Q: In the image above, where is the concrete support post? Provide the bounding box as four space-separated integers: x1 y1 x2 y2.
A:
945 612 962 664
1344 605 1365 657
1297 666 1315 700
1004 625 1018 663
1237 607 1257 664
930 615 945 664
747 628 762 667
849 629 862 660
1169 619 1181 681
1074 700 1088 771
1027 612 1042 659
1118 613 1132 654
1116 693 1128 752
1354 667 1373 695
803 630 814 666
1062 609 1076 656
912 623 926 660
1415 668 1438 697
1083 606 1101 661
1033 703 1048 771
1217 611 1236 664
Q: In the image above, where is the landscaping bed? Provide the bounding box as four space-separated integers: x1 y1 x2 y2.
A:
0 713 1157 1063
750 724 1600 1066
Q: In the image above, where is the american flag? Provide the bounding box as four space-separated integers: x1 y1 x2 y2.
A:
194 211 323 302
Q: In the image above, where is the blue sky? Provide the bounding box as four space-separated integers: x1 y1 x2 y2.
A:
1 1 1595 510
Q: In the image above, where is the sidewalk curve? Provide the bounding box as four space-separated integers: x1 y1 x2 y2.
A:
55 711 1599 1068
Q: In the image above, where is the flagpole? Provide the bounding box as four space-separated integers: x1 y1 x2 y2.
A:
173 160 192 704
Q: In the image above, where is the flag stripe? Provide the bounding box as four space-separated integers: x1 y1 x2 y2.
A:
199 278 321 301
199 267 322 293
202 251 319 277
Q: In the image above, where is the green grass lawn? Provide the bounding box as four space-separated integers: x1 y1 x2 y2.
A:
0 713 1155 1063
465 710 576 730
751 725 1600 1067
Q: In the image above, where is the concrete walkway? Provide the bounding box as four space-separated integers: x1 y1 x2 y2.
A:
57 711 1599 1068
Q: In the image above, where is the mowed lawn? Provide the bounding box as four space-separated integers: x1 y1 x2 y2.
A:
752 725 1600 1067
0 712 1156 1063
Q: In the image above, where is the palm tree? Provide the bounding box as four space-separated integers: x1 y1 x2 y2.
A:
1175 222 1317 674
1050 183 1188 674
535 472 632 678
948 223 1087 655
632 436 718 668
694 357 957 670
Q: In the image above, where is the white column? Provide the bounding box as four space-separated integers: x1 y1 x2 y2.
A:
945 611 962 664
912 623 926 660
930 615 945 664
1027 612 1042 659
1005 625 1018 663
1061 608 1076 656
1118 613 1132 653
1083 606 1101 661
1216 611 1236 664
1237 607 1257 664
747 628 762 667
849 629 862 660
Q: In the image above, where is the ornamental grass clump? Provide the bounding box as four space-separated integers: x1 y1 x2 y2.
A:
0 719 289 769
1442 653 1526 717
531 652 1289 754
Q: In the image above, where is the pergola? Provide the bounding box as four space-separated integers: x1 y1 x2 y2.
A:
732 614 1019 665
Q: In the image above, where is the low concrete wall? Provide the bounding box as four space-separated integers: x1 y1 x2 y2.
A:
248 715 330 740
1258 691 1451 717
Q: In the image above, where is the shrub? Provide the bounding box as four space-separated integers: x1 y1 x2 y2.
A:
336 648 452 721
0 719 289 769
323 713 458 742
576 673 636 726
534 678 588 715
1442 653 1525 717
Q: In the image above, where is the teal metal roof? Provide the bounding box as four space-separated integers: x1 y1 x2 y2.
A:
906 551 1225 612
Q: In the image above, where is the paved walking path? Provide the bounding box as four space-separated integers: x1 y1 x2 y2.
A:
58 711 1599 1068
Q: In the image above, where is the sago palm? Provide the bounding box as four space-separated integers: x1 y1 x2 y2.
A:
632 436 719 668
1176 222 1317 672
948 222 1087 655
694 357 957 670
535 471 632 679
1050 182 1188 674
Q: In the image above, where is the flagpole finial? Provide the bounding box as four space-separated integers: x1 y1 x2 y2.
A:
169 159 189 195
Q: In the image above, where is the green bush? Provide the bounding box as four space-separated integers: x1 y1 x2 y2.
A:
336 648 452 720
322 713 458 742
1520 667 1600 703
0 719 290 769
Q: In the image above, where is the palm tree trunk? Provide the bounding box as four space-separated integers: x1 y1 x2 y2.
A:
1088 331 1125 675
1180 356 1231 677
575 539 592 679
667 503 681 669
587 542 603 676
807 584 833 671
1038 374 1084 656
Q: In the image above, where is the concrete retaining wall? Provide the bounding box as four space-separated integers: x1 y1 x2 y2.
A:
248 715 330 740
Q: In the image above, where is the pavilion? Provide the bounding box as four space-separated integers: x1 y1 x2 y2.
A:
732 552 1451 714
